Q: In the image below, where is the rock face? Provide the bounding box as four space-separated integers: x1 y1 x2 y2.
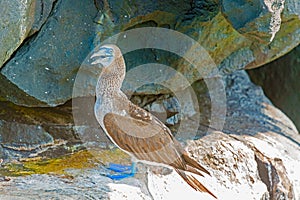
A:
0 0 35 67
0 0 299 107
1 0 98 106
248 45 300 131
147 71 300 199
1 70 299 200
0 169 150 200
0 0 56 68
221 0 285 42
0 100 73 161
0 0 300 199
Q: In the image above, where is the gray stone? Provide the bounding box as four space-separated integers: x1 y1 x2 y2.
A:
0 73 46 106
1 0 98 106
0 168 152 200
0 0 55 68
0 121 54 151
29 0 56 36
73 125 111 149
0 0 35 68
248 45 300 131
221 70 299 144
221 0 285 42
283 0 300 17
0 100 83 162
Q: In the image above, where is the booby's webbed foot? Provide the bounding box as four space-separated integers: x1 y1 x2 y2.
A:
106 172 135 180
105 162 136 180
108 163 132 172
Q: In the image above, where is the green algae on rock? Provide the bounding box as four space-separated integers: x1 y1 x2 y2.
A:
1 148 130 177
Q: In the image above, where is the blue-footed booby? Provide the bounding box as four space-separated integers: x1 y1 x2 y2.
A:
91 44 216 198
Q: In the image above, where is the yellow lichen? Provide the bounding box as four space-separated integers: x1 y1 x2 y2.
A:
1 148 130 177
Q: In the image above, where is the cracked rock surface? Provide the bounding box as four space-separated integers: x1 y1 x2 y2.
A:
0 0 299 199
1 70 299 200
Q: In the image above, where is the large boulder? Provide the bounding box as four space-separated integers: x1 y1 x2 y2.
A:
1 0 98 106
0 0 55 68
0 1 299 198
74 0 300 99
0 100 73 162
248 45 300 131
0 0 299 106
221 0 285 42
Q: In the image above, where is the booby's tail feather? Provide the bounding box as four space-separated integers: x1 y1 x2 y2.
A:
182 152 211 175
174 169 217 199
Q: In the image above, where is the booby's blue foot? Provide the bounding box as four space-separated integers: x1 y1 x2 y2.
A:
105 162 136 180
106 172 135 180
108 163 132 172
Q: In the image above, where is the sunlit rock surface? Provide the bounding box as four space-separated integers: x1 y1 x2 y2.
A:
1 70 299 199
0 0 299 199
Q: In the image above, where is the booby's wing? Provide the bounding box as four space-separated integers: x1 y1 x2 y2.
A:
103 111 217 198
128 102 210 175
103 112 187 169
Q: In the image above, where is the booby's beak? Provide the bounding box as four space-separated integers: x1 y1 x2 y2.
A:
90 51 102 59
90 52 104 65
90 47 114 65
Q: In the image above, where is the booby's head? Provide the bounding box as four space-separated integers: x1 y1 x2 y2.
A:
91 44 126 92
91 44 122 68
91 44 115 67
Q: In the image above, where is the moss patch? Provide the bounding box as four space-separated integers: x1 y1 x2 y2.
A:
1 148 130 177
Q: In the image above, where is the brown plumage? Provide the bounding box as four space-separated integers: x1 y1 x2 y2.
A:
91 44 217 199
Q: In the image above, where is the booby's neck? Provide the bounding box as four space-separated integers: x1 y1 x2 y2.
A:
96 57 126 98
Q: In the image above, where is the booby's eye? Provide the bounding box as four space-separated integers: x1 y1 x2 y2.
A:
108 49 113 54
